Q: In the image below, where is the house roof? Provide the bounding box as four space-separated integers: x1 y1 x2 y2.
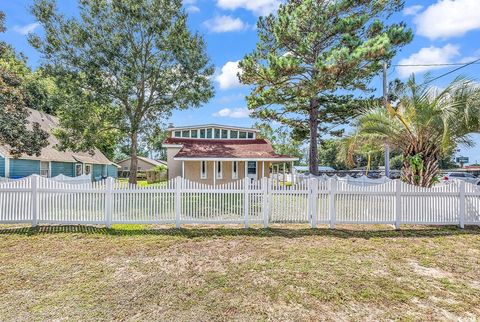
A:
118 156 167 167
0 108 114 165
163 138 298 161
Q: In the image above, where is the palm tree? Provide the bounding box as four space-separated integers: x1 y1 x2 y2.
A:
344 77 480 187
337 134 383 175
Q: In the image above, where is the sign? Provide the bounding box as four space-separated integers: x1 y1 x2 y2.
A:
456 157 469 164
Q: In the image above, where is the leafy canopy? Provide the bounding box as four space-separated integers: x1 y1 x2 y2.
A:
30 0 214 182
0 11 49 157
239 0 412 174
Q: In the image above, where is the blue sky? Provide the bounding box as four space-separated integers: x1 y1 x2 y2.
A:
1 0 480 164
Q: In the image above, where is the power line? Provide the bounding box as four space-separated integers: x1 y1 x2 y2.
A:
325 59 480 132
420 58 480 85
394 61 480 67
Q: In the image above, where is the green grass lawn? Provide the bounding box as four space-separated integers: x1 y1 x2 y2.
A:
116 178 168 187
0 224 479 321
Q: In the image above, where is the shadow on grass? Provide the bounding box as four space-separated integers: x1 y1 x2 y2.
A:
0 224 479 239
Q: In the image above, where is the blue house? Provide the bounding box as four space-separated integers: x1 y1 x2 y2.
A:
0 108 118 180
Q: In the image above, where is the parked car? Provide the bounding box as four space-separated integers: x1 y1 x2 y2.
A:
441 172 480 185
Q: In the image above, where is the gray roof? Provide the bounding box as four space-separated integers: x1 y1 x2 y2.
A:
0 108 114 165
118 156 167 167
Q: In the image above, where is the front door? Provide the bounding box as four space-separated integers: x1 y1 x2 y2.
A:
247 161 257 181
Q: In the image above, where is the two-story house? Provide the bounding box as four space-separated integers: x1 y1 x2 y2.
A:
162 124 298 184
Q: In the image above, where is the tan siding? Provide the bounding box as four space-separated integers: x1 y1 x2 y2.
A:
167 147 182 180
181 160 272 184
118 159 157 171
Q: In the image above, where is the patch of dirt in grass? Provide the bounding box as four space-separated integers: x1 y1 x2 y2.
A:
409 261 453 279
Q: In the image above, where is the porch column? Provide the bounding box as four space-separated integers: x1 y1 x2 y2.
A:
262 161 265 179
244 161 248 179
4 157 9 178
283 162 286 184
181 161 185 178
291 161 295 184
213 161 216 186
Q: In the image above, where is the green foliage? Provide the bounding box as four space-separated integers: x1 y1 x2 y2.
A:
30 0 214 183
345 76 480 186
317 139 347 170
406 153 424 185
389 154 403 170
153 164 167 172
0 11 49 157
255 122 306 163
239 0 412 175
144 127 169 161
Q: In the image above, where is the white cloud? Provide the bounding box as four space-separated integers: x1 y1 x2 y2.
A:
13 22 40 35
397 44 460 78
187 5 200 13
414 0 480 40
213 107 250 118
216 0 281 15
403 5 423 16
215 60 243 89
203 15 246 33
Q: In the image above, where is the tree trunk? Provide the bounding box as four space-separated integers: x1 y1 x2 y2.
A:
401 142 440 187
309 99 319 176
129 131 139 184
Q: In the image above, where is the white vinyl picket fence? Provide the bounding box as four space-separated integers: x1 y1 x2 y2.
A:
0 175 479 228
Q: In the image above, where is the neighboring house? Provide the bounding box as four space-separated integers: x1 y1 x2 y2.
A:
117 156 167 172
163 124 298 184
0 108 118 179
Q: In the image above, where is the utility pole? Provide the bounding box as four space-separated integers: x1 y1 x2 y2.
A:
383 60 391 178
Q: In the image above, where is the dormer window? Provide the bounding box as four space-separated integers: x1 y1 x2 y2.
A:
170 125 257 141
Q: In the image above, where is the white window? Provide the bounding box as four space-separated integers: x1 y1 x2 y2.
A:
216 161 222 179
76 163 83 176
85 164 92 175
232 161 238 179
40 161 50 177
102 165 107 177
200 161 207 179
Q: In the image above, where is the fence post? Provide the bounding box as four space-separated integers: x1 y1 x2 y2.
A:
262 177 269 228
31 175 38 227
175 176 182 228
310 178 318 228
244 177 249 229
329 177 337 229
459 180 465 229
394 180 402 230
105 177 114 228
